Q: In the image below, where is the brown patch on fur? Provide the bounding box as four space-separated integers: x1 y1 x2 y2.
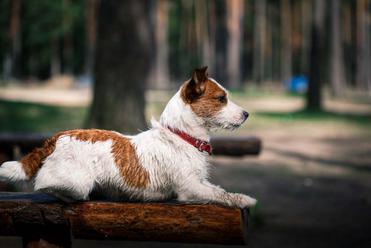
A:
181 79 227 118
20 134 61 178
20 129 150 188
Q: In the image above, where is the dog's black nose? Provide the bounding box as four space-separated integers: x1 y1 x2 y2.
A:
242 111 249 120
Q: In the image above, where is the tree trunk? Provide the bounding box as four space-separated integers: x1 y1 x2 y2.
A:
281 0 292 82
50 38 61 77
63 0 73 75
306 0 326 111
87 0 150 133
4 0 21 80
356 0 371 92
195 0 205 61
179 0 197 77
195 0 215 75
207 0 216 74
330 0 346 96
226 0 244 88
252 0 266 84
214 1 227 83
150 0 170 89
84 0 99 78
301 0 311 76
265 3 273 82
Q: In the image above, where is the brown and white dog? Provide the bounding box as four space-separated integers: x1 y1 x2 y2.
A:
0 67 257 207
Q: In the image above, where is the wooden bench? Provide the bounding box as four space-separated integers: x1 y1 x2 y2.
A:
0 192 249 247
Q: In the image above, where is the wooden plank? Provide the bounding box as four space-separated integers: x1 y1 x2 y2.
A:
0 133 261 157
211 136 262 156
0 133 50 153
0 193 71 248
0 192 248 245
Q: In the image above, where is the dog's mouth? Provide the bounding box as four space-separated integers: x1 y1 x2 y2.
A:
204 115 247 131
231 123 241 129
208 121 242 130
226 123 242 130
226 116 248 130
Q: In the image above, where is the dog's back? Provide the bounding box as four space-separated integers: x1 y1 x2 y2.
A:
0 129 151 200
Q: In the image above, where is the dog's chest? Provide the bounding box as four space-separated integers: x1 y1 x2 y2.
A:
132 130 210 186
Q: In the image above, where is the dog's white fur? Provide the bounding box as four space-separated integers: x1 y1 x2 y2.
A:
0 78 257 208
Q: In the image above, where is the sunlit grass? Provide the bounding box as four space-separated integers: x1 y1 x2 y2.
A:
256 110 371 127
0 93 370 133
0 100 86 132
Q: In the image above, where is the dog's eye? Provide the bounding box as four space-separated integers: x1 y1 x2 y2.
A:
217 95 227 103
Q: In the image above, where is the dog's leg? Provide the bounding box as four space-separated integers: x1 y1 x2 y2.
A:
177 179 257 208
34 160 94 201
38 188 88 202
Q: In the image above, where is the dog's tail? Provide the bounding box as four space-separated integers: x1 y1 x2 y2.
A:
0 135 59 183
0 161 28 182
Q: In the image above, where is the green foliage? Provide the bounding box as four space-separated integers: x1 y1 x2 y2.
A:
0 0 11 78
0 0 84 78
23 0 64 45
168 0 202 81
0 99 86 132
1 93 370 133
256 110 371 127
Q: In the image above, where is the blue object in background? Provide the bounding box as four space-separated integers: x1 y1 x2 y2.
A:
286 75 308 93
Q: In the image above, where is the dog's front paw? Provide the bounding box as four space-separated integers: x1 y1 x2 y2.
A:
233 193 257 208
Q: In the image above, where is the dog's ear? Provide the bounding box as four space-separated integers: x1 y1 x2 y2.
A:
192 66 208 84
182 67 208 103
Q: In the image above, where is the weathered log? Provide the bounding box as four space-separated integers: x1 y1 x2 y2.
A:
0 133 261 158
0 133 50 154
0 192 249 246
211 136 262 156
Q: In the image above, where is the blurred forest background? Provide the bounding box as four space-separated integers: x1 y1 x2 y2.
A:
0 0 371 247
0 0 370 132
0 0 370 95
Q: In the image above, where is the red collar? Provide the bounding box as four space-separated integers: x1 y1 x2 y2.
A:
167 127 212 155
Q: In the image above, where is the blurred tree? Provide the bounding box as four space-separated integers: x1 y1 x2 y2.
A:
226 0 244 88
300 0 311 76
4 0 21 80
356 0 371 92
0 0 368 95
264 1 281 82
343 0 357 86
266 0 281 82
47 1 62 77
214 0 227 83
50 38 61 77
62 0 73 75
207 0 217 74
195 0 215 75
19 0 83 79
182 0 198 75
265 1 273 82
84 0 99 78
330 0 346 96
148 0 170 89
306 0 326 111
88 0 150 132
292 1 304 76
281 0 292 82
22 0 62 79
252 0 266 84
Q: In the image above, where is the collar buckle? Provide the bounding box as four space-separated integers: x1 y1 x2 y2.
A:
167 127 212 155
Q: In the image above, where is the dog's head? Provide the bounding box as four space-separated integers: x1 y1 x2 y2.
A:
180 66 248 131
